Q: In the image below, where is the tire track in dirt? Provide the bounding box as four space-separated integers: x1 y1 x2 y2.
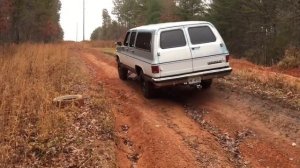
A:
78 48 300 168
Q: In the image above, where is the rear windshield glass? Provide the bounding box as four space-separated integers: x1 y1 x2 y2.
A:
129 32 136 47
123 32 130 46
135 32 152 52
188 26 216 44
160 29 186 49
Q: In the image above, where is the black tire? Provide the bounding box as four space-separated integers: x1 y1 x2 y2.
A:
140 72 156 99
118 63 128 80
201 79 213 89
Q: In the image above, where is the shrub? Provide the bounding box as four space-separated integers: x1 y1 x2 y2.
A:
278 47 300 69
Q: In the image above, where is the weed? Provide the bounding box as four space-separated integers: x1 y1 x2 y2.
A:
278 47 300 69
0 44 116 167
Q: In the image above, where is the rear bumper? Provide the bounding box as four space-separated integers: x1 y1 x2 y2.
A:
151 67 232 87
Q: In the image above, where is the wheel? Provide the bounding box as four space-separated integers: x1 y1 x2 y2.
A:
117 62 128 80
201 79 213 89
140 71 156 99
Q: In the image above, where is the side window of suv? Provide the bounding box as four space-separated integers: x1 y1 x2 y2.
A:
135 32 152 52
160 29 186 49
129 32 137 47
123 32 130 46
188 26 216 44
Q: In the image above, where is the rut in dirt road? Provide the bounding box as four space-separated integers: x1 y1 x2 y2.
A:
79 48 300 168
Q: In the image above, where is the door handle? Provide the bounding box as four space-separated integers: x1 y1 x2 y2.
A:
192 47 200 50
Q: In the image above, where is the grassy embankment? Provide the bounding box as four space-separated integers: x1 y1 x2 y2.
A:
217 59 300 110
0 44 115 167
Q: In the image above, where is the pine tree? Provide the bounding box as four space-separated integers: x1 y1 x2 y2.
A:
146 0 162 24
1 0 63 43
0 0 13 42
176 0 205 20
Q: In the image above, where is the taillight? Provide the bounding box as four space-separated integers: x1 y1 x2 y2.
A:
151 65 160 74
226 55 230 62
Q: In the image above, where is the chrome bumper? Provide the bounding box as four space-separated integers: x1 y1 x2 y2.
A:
151 67 232 87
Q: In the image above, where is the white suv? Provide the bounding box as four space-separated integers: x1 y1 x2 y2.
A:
116 21 232 98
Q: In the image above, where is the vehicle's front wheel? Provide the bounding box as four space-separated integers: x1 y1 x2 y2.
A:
201 79 213 89
140 72 156 99
117 63 128 80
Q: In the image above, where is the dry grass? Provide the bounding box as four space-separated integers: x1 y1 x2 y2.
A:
217 66 300 110
100 48 116 56
87 40 115 48
234 69 300 93
0 44 115 167
278 47 300 69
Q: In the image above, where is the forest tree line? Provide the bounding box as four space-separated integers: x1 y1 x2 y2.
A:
92 0 300 66
0 0 63 43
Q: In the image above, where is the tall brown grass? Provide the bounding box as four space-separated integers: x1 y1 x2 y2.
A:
278 47 300 69
0 44 86 166
86 40 115 48
227 69 300 109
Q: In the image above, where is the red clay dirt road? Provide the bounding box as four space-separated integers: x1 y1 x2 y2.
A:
78 47 300 168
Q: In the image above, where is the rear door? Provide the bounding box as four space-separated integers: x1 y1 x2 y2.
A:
119 31 131 65
157 27 193 77
126 31 137 68
186 25 229 72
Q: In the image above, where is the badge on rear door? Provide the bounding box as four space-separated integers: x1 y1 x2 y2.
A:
208 60 223 65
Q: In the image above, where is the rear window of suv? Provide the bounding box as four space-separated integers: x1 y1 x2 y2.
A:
160 29 186 49
135 32 152 52
188 26 216 44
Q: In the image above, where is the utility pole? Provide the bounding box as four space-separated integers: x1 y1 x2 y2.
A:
83 0 85 41
76 23 78 42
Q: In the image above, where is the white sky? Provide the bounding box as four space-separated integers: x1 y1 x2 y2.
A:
60 0 114 41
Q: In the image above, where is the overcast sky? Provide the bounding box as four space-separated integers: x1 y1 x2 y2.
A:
60 0 114 41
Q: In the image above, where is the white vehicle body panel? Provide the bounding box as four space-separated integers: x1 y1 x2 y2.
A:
156 26 193 77
184 24 229 72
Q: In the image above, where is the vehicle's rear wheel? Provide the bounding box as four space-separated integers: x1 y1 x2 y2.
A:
118 63 128 80
201 79 213 89
140 72 156 99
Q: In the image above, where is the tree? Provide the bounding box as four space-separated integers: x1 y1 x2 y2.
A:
276 0 300 47
0 0 13 42
91 9 126 41
91 27 102 40
0 0 63 43
113 0 142 28
101 9 112 40
146 0 162 24
207 0 288 65
113 0 181 26
160 0 179 22
176 0 205 20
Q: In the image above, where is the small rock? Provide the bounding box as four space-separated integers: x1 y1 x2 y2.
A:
244 161 251 165
127 153 140 162
123 139 133 146
289 158 294 161
292 142 296 147
121 125 130 132
91 119 97 124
